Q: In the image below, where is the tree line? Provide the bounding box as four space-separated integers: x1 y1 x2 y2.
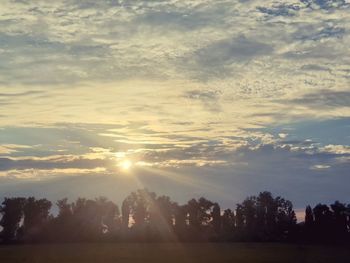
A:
0 189 349 244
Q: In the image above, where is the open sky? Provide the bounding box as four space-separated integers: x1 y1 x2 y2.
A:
0 0 349 213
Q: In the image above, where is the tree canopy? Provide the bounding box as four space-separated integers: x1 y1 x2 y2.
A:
0 190 349 244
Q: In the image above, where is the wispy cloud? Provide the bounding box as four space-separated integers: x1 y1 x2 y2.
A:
288 89 350 108
0 0 349 208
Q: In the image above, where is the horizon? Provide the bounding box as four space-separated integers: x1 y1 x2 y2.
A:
1 0 349 218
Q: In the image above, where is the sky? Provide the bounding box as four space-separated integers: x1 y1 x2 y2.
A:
0 0 350 215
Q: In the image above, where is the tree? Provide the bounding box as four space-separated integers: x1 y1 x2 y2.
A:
95 197 120 237
173 203 187 240
70 197 120 241
257 192 277 227
4 190 347 244
275 197 296 240
0 197 26 242
56 198 72 220
303 205 314 241
121 197 131 231
187 198 200 229
148 195 176 241
123 189 179 241
235 204 244 229
235 192 296 241
185 197 216 240
49 197 120 242
330 201 348 241
212 203 221 235
21 197 52 241
313 204 333 241
240 196 257 239
127 190 154 229
305 205 314 228
51 198 73 241
346 204 350 237
221 209 235 240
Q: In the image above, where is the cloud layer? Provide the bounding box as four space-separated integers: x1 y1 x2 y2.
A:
0 0 349 208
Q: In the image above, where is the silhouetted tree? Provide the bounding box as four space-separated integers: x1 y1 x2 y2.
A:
1 190 347 244
128 190 152 229
121 197 131 232
122 190 177 241
47 197 120 242
330 201 348 242
313 204 333 241
235 204 244 229
174 203 187 240
71 197 120 241
240 196 257 240
148 195 176 241
21 197 52 241
303 205 314 241
0 197 26 243
275 197 296 240
256 192 277 240
346 204 350 237
212 203 221 236
187 198 200 229
235 192 296 241
95 197 120 238
221 209 235 240
305 205 314 228
51 198 73 241
186 197 215 240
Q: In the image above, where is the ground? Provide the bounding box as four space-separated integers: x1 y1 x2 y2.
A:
0 243 349 263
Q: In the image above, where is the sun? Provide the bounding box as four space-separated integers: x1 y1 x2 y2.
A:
120 160 132 170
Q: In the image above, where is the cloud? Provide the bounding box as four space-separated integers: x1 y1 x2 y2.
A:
0 144 32 155
0 90 44 97
311 164 331 170
183 89 222 112
320 144 350 154
0 119 348 210
249 118 350 146
189 35 274 78
0 0 350 209
292 23 345 41
133 10 210 31
0 155 112 171
257 3 301 17
289 90 350 108
300 64 331 72
300 0 349 10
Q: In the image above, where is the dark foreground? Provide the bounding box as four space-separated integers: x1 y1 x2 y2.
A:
0 243 349 263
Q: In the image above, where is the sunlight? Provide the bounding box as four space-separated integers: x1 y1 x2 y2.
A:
137 165 232 200
120 160 132 171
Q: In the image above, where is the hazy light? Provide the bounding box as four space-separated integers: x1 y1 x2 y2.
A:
114 152 126 158
135 161 153 167
120 160 132 171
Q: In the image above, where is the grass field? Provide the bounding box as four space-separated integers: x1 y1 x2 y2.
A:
0 243 349 263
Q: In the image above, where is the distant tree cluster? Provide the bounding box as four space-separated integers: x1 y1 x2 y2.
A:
303 201 350 243
0 190 349 244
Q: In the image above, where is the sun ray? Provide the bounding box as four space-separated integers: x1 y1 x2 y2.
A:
137 165 232 200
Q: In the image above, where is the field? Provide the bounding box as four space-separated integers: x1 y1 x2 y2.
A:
0 243 349 263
